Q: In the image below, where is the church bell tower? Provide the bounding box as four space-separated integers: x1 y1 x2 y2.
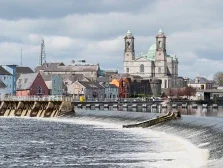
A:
123 29 135 74
124 29 135 61
155 29 167 77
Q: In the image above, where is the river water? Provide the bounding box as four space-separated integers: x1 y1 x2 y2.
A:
0 106 223 167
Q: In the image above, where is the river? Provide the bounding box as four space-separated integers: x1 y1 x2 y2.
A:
0 107 223 167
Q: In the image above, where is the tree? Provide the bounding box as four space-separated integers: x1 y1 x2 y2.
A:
213 72 223 86
176 88 184 97
165 88 175 97
184 86 196 98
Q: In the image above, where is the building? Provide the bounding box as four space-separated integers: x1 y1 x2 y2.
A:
187 77 213 90
35 62 100 81
0 80 7 99
123 29 178 89
0 66 13 98
58 74 90 95
1 65 17 95
128 79 150 97
100 69 118 77
16 66 34 79
16 73 48 96
101 83 119 98
41 74 65 95
110 77 130 98
73 81 105 100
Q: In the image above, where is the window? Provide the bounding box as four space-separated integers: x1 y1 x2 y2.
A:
24 78 28 83
158 67 161 73
140 64 144 73
127 68 129 73
127 41 131 48
37 85 42 95
18 79 22 84
159 41 162 48
201 85 204 90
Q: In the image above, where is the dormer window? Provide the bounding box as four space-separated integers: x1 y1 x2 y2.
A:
195 78 199 84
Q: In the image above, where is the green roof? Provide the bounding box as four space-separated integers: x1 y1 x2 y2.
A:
144 44 156 61
126 29 132 36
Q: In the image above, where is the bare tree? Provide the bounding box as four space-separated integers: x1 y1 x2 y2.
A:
213 72 223 86
184 86 196 98
176 88 184 97
165 88 176 97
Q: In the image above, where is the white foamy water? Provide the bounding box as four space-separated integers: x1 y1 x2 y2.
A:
38 117 209 168
0 116 211 168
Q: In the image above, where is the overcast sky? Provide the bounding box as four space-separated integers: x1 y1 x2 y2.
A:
0 0 222 79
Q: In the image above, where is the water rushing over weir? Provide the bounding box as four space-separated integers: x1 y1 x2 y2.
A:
0 109 223 167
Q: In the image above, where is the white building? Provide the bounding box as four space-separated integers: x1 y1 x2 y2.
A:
123 29 179 89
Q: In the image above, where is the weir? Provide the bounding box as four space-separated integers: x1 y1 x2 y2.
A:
122 111 181 128
0 96 74 117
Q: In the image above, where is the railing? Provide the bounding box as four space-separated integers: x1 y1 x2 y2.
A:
73 97 161 102
2 95 73 102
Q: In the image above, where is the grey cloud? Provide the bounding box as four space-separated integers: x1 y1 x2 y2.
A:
0 0 223 79
0 0 151 19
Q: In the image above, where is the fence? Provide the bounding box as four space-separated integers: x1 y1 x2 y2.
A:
2 95 73 102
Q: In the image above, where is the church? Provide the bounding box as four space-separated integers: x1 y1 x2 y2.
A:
123 29 179 89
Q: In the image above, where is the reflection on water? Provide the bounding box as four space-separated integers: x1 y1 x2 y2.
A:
84 105 223 117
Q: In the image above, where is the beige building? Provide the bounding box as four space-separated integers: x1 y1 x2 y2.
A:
35 62 100 81
123 29 179 89
188 77 213 90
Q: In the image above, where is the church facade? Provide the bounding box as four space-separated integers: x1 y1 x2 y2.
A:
123 29 179 89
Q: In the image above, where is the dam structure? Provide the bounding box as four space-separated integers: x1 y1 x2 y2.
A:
0 96 74 117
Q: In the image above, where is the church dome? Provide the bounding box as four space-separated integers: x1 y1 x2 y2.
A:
145 44 156 60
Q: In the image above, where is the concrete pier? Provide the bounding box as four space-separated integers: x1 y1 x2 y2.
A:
151 104 157 108
213 104 218 108
192 104 198 108
123 111 181 128
172 104 177 108
202 104 208 108
182 103 188 108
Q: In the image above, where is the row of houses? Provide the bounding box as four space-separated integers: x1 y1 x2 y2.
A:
0 65 120 99
0 62 217 100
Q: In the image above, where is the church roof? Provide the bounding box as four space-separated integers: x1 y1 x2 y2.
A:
158 28 163 34
156 28 166 38
143 44 156 61
126 29 132 36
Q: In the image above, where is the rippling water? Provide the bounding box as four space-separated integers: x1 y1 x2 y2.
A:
0 108 222 167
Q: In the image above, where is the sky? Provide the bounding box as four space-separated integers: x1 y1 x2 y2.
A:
0 0 223 79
